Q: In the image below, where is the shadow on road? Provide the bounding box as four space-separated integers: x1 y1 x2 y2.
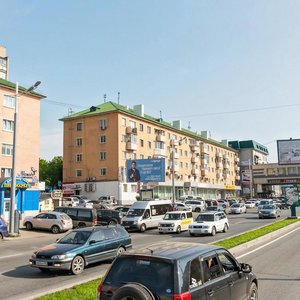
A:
259 277 300 281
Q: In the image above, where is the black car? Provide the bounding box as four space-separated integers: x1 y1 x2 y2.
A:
114 206 130 216
29 226 132 275
97 209 122 226
97 242 258 300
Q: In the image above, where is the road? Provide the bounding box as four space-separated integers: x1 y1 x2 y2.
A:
0 208 291 300
239 225 300 300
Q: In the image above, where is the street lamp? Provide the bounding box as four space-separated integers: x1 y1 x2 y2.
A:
171 137 187 207
9 80 41 235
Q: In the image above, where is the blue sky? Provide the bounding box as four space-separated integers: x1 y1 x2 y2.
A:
1 0 300 161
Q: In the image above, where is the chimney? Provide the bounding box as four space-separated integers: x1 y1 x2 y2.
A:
133 104 144 117
172 120 182 130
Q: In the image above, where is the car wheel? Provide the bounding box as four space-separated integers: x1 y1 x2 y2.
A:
108 220 117 225
248 282 258 300
189 232 195 237
51 225 60 234
78 222 86 228
140 223 146 233
0 232 3 240
25 222 33 230
176 226 181 234
211 226 216 236
195 207 201 213
71 255 85 275
112 283 155 300
223 223 228 233
245 210 247 214
117 246 125 256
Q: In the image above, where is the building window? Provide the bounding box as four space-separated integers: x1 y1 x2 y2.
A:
99 168 107 176
154 141 165 150
1 168 11 178
76 122 83 131
3 119 14 132
99 152 106 160
123 184 128 192
121 135 126 143
140 154 144 159
185 163 188 168
76 138 82 147
148 141 151 149
3 95 16 108
139 124 144 131
121 117 126 126
140 139 144 147
99 119 107 129
129 120 136 129
76 154 82 162
147 126 151 134
180 162 183 168
2 144 13 156
99 135 106 144
185 151 188 157
130 153 136 160
76 170 82 177
122 151 126 160
180 149 183 156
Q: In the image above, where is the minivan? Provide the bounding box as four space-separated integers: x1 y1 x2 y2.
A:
54 207 97 227
122 200 172 232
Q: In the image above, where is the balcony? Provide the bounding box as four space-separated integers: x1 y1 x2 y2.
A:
223 153 229 160
201 169 208 176
192 168 199 175
216 172 223 178
126 141 138 151
154 148 166 157
190 145 198 152
126 126 137 135
191 156 199 163
235 157 240 163
236 175 241 180
170 165 179 173
223 162 230 169
235 165 240 171
201 144 209 154
216 151 222 158
216 162 222 168
223 172 229 179
201 158 209 165
156 134 166 142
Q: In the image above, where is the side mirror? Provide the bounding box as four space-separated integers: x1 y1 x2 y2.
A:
89 240 96 245
240 263 252 273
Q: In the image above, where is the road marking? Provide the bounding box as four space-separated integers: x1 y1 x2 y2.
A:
236 226 300 259
0 251 33 260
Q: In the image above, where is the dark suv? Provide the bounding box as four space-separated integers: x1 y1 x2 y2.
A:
97 242 258 300
97 209 122 226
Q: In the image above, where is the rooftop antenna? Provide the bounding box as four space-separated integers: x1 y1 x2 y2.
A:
188 121 191 130
118 92 120 104
68 108 74 116
160 110 162 119
104 94 107 103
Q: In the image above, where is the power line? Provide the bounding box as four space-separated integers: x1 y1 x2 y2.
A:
42 99 86 108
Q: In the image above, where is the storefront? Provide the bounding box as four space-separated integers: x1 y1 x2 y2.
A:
0 178 40 222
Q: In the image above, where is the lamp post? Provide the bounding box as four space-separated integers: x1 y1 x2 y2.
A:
9 80 41 235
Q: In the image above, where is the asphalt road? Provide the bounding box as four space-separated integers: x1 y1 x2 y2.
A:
0 208 291 300
239 225 300 300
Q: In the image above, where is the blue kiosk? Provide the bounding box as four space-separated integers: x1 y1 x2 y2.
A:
0 178 40 222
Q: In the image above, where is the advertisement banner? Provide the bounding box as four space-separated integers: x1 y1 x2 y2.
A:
62 183 75 196
126 159 165 183
277 139 300 165
241 170 251 181
285 186 299 205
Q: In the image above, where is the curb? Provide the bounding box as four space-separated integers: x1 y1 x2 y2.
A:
229 219 300 258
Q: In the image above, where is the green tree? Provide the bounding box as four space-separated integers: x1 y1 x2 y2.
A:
39 156 63 188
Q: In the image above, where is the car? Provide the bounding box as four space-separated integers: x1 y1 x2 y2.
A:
97 209 122 225
0 217 8 239
206 205 229 214
86 200 111 210
158 211 193 234
189 211 229 236
205 199 219 207
218 199 230 208
97 242 258 300
114 206 130 217
257 199 274 212
173 202 192 212
62 197 79 207
245 200 256 208
98 195 116 205
76 198 94 208
178 195 196 201
184 199 206 212
29 226 132 275
23 212 73 234
228 199 239 206
259 204 281 219
230 203 247 214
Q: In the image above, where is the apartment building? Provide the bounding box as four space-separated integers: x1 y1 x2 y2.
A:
0 78 45 220
62 102 241 204
0 45 9 80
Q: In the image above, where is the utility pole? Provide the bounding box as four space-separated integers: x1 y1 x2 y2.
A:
171 139 175 207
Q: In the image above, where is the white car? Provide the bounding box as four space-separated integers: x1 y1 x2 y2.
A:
62 197 79 207
188 212 229 236
184 200 206 212
257 200 274 212
158 211 193 234
173 202 192 212
230 203 247 214
245 201 256 208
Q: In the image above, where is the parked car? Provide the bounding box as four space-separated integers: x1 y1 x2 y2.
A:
23 212 73 234
205 199 219 207
245 200 256 208
189 212 229 236
218 199 230 208
87 200 111 210
97 242 257 300
29 226 132 275
259 204 281 219
158 211 193 234
54 207 97 228
230 203 247 214
62 197 79 207
185 199 206 212
257 199 274 212
228 199 239 206
76 198 94 208
206 205 229 214
173 201 192 212
114 206 130 217
97 209 122 225
98 195 116 205
178 195 195 202
0 217 8 239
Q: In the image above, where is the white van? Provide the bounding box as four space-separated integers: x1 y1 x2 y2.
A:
122 200 172 232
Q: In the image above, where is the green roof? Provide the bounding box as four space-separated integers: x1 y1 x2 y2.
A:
228 140 269 154
61 101 238 152
0 78 46 98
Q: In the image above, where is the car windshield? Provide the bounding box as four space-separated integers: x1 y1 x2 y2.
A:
260 201 270 205
231 204 240 208
196 214 214 222
163 213 181 220
127 209 144 217
58 231 91 244
262 205 276 209
207 207 217 211
104 257 174 294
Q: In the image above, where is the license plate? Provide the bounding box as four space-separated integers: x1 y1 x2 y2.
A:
124 226 130 229
36 261 48 266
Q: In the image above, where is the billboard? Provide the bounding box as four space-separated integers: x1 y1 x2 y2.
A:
126 158 165 183
277 139 300 165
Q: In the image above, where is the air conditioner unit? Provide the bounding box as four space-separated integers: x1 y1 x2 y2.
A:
91 176 96 181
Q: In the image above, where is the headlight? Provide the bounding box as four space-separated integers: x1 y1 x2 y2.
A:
32 252 37 258
189 225 193 229
133 220 138 224
51 255 67 260
171 224 175 227
203 226 209 229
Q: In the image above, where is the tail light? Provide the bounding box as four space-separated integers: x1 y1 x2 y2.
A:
173 292 191 300
93 218 97 225
61 220 65 225
96 282 103 300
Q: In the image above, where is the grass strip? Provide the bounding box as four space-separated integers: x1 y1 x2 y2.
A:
36 217 300 300
213 217 300 249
